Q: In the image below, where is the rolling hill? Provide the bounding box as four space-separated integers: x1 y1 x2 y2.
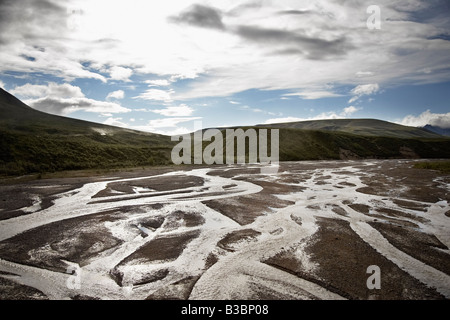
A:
192 125 450 164
0 88 174 176
257 118 442 139
1 88 450 176
422 125 450 137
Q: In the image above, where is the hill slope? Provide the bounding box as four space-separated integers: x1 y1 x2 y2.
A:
1 88 449 176
422 125 450 137
192 126 450 163
275 127 450 161
257 118 442 139
0 88 174 175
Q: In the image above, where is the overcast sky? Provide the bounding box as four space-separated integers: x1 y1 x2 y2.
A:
1 0 449 135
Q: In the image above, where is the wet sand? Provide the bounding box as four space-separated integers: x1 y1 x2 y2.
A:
0 160 449 300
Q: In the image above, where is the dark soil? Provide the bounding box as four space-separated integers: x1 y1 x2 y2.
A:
265 217 445 300
0 210 125 273
0 277 48 300
369 221 450 275
217 229 261 252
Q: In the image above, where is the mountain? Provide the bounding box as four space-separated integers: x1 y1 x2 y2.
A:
422 125 450 137
253 119 450 161
257 118 443 139
273 127 450 161
1 88 449 176
0 88 174 176
193 124 450 163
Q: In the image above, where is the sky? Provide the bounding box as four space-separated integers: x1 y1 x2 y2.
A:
0 0 449 135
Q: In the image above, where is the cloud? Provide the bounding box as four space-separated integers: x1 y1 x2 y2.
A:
150 104 194 117
350 84 380 96
1 0 450 104
131 125 193 136
342 106 361 115
145 79 171 87
12 82 130 115
11 82 84 99
283 90 343 100
234 25 352 59
0 0 107 82
277 10 311 16
170 4 352 60
109 66 133 81
106 90 125 100
146 117 202 128
400 110 450 128
0 80 5 89
240 105 277 116
356 71 374 77
170 1 450 101
263 116 308 124
25 96 130 115
264 106 361 124
103 117 129 128
168 4 225 30
134 88 174 102
0 0 65 37
348 84 380 103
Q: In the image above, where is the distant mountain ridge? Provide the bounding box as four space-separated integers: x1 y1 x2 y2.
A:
257 118 443 139
422 124 450 137
0 88 158 136
0 88 173 175
1 88 450 176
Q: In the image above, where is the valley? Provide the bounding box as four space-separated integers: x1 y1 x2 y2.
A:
0 159 448 300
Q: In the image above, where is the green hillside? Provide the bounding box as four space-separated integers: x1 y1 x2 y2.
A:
1 88 449 177
257 118 442 139
276 128 450 160
0 88 174 176
190 127 450 163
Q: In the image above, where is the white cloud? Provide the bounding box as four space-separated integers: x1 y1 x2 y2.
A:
11 82 84 99
103 117 129 128
150 104 194 117
134 88 174 102
0 0 449 105
283 90 343 100
400 110 450 129
351 84 380 96
147 117 201 128
0 80 5 89
133 115 202 135
106 89 125 100
145 79 171 87
12 82 130 115
109 66 133 82
264 116 306 124
128 116 201 135
264 106 361 124
240 105 277 116
25 96 130 115
342 106 361 115
264 113 340 125
356 71 374 77
349 84 380 103
131 125 192 136
229 100 240 105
